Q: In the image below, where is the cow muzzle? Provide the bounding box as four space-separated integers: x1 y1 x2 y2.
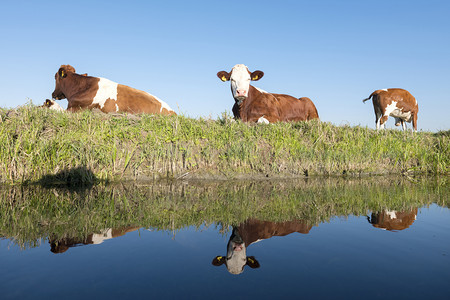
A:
51 92 65 100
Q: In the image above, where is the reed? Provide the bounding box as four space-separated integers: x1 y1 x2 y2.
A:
0 104 448 184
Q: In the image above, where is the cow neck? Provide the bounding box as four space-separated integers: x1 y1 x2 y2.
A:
62 73 97 99
237 85 260 108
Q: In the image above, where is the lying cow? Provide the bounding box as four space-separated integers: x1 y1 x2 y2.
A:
42 99 64 112
51 65 176 115
212 219 312 274
217 64 319 123
362 88 418 131
48 227 140 254
367 208 418 231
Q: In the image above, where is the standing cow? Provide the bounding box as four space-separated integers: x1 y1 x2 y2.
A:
217 64 319 123
363 88 418 131
367 208 418 231
51 65 176 115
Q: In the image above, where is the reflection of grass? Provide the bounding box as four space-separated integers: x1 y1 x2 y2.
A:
0 177 447 249
0 105 448 184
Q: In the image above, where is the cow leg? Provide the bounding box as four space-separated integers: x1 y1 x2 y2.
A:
257 116 270 124
412 113 418 132
375 112 382 130
379 115 389 130
401 120 407 131
374 106 383 130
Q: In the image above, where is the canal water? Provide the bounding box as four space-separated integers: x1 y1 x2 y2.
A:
0 177 449 299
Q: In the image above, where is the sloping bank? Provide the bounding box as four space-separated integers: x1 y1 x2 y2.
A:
0 105 448 184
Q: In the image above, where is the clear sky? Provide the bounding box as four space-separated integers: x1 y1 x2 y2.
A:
1 0 449 131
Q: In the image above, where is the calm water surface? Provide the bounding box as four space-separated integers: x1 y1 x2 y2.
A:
0 178 449 299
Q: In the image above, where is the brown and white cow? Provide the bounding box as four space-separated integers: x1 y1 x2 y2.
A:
362 88 418 131
212 219 312 274
367 208 418 231
51 65 176 115
42 99 64 112
217 64 319 123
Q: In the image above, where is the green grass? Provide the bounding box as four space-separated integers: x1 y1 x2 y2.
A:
0 177 447 250
0 104 448 184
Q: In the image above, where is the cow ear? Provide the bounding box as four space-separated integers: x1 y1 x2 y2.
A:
217 71 230 82
251 71 264 81
246 256 260 269
59 68 67 79
212 256 226 266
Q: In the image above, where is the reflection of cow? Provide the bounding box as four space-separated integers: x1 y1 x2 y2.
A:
367 208 418 231
48 227 139 254
212 219 312 275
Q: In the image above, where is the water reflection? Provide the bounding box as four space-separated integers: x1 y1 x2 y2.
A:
367 208 418 231
212 219 312 274
0 177 447 251
48 227 140 254
0 178 448 299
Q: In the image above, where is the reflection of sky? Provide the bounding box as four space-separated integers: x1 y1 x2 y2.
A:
1 204 449 299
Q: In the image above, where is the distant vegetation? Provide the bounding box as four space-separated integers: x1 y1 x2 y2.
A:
0 104 448 185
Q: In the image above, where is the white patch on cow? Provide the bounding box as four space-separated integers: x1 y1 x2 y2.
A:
226 241 247 275
257 116 270 124
385 101 412 122
93 77 118 109
91 228 113 244
381 89 389 92
249 239 264 246
230 64 251 99
147 92 174 113
254 86 268 94
386 210 397 219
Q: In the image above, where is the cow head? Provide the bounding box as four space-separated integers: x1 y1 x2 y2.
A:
42 99 64 112
217 64 264 103
51 65 76 100
211 227 260 275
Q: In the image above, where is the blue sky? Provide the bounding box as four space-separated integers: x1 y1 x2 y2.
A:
1 0 449 131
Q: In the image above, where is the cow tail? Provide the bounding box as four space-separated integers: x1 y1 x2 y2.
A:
362 91 377 103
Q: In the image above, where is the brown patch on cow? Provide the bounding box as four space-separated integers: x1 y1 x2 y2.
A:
233 86 319 123
100 98 118 113
237 219 312 245
116 85 174 115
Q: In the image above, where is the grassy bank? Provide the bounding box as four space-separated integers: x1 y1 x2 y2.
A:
0 104 448 184
1 177 447 249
